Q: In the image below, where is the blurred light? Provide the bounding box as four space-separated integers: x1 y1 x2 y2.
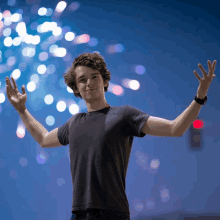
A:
36 153 46 164
22 47 35 57
49 44 58 53
4 37 13 47
3 28 11 37
193 119 204 129
160 188 170 203
44 94 54 105
53 47 66 57
0 21 3 29
9 170 18 179
27 81 36 92
12 37 22 46
37 24 43 33
114 44 124 53
19 157 28 167
39 52 48 61
49 22 57 31
0 93 6 104
30 22 38 30
11 69 21 80
38 7 47 16
69 104 80 115
3 10 12 18
63 52 72 62
57 100 66 112
129 80 140 91
0 13 2 21
88 38 98 47
0 65 7 73
52 27 62 36
74 34 90 44
24 35 33 44
107 44 125 54
7 0 16 7
16 125 25 138
45 115 55 126
46 8 53 16
65 32 75 41
32 35 40 45
55 1 67 13
30 74 39 84
146 198 155 210
135 65 145 75
150 159 160 169
47 64 56 74
112 85 123 96
16 22 27 36
11 13 22 22
7 56 16 66
41 22 51 32
18 62 27 72
37 64 47 74
67 86 73 93
4 17 12 26
68 2 80 11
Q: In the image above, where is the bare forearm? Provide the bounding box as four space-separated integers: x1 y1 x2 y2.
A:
172 100 202 136
17 108 48 146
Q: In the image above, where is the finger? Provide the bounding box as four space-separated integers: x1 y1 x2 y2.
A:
6 84 11 100
212 60 217 72
198 63 207 78
22 85 26 95
6 77 15 97
207 60 212 74
11 77 19 92
193 70 201 81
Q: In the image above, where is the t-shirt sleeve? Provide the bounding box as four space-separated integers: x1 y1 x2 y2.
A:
124 105 150 138
58 119 70 146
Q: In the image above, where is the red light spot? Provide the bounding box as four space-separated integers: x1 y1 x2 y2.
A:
193 119 204 129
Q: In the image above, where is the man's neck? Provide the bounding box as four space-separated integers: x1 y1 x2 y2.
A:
86 102 110 112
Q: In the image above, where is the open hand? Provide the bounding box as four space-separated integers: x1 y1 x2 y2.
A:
6 77 27 112
193 60 217 99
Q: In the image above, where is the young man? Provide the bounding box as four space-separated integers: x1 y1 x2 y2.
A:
6 52 216 220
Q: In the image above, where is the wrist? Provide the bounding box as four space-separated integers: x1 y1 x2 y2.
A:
196 94 206 99
17 107 27 114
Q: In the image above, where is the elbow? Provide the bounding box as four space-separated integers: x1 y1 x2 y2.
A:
171 121 182 137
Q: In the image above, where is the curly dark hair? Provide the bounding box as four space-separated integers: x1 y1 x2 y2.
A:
63 52 111 99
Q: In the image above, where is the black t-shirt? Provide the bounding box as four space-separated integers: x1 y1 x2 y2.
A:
58 105 150 215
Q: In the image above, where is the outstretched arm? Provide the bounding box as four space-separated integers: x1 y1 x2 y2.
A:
172 60 216 137
141 60 217 137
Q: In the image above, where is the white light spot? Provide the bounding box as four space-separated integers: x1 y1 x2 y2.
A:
38 7 47 16
27 81 36 92
4 37 13 47
56 101 66 112
37 64 47 74
65 32 75 41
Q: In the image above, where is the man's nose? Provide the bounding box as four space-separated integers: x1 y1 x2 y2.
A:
87 78 94 85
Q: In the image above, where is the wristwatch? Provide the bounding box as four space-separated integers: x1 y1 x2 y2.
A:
194 95 208 105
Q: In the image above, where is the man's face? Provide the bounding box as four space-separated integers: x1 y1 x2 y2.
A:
74 66 108 101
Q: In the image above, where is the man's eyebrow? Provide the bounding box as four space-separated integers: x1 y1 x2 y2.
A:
77 73 99 80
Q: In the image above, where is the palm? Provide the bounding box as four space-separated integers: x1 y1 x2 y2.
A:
10 91 27 105
6 77 27 111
